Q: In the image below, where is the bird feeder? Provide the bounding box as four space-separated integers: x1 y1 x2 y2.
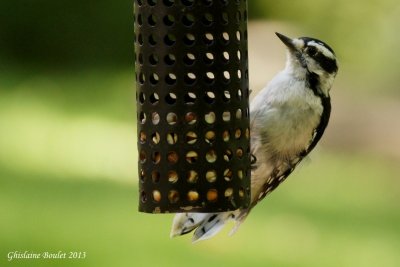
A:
135 0 250 213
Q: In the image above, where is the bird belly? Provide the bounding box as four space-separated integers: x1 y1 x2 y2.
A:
250 104 321 201
267 105 320 158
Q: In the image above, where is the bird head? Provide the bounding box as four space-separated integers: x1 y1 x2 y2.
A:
276 32 338 95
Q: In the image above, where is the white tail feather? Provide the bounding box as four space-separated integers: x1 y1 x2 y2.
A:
170 213 208 238
171 210 246 242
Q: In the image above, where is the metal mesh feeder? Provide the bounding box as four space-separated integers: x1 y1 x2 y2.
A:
135 0 250 213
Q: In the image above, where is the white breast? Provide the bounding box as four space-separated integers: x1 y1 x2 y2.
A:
250 71 323 160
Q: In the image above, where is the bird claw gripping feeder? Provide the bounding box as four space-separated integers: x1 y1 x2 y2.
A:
135 0 251 213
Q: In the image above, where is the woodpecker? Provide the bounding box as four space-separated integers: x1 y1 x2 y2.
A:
170 33 339 242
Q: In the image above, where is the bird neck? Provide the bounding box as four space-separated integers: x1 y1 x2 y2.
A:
285 53 308 79
285 57 332 98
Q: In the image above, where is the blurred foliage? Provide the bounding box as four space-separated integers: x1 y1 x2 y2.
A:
250 0 400 93
0 70 136 181
0 0 134 68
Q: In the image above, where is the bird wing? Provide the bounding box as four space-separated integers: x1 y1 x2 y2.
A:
302 96 331 156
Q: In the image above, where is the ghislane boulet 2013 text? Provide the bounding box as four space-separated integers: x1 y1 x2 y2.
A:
7 251 86 261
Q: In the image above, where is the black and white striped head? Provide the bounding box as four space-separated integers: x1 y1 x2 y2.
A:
276 32 338 95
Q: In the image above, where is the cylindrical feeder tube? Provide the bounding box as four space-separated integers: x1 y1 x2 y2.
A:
135 0 250 213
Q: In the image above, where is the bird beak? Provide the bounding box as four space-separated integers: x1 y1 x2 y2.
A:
275 32 298 52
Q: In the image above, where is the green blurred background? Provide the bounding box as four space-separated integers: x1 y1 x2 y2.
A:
1 0 399 266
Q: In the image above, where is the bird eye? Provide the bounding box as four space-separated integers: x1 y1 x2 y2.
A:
306 46 317 56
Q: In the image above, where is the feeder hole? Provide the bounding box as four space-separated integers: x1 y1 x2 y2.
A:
167 151 179 164
235 10 241 22
204 33 214 45
140 169 145 182
164 34 176 46
245 128 250 139
223 71 231 83
149 92 160 104
222 130 230 142
152 190 161 202
202 13 213 26
166 132 178 144
224 188 233 198
184 33 196 46
151 171 160 183
222 51 230 63
137 34 144 45
186 151 198 164
138 53 144 65
139 131 146 143
181 0 194 7
148 14 157 26
137 13 143 25
207 189 218 202
223 149 233 162
222 111 231 122
148 0 157 6
163 14 175 26
166 112 178 125
149 54 159 65
152 152 161 164
149 34 157 46
165 93 177 105
206 150 217 163
187 191 199 202
139 150 147 163
186 132 198 145
204 91 215 104
224 168 233 181
168 190 179 203
182 14 195 27
237 89 242 99
165 54 176 65
151 112 160 125
184 53 196 65
205 131 216 144
236 108 242 119
235 128 242 139
236 30 241 41
168 170 179 183
204 111 216 124
238 170 244 179
185 112 197 125
206 170 217 183
149 73 159 85
221 12 228 24
151 132 160 144
184 72 197 85
163 0 174 7
187 170 198 183
239 188 245 198
222 32 230 43
141 191 147 203
223 90 231 102
165 73 177 85
204 72 215 84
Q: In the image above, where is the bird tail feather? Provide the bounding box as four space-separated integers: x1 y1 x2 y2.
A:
170 210 246 243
